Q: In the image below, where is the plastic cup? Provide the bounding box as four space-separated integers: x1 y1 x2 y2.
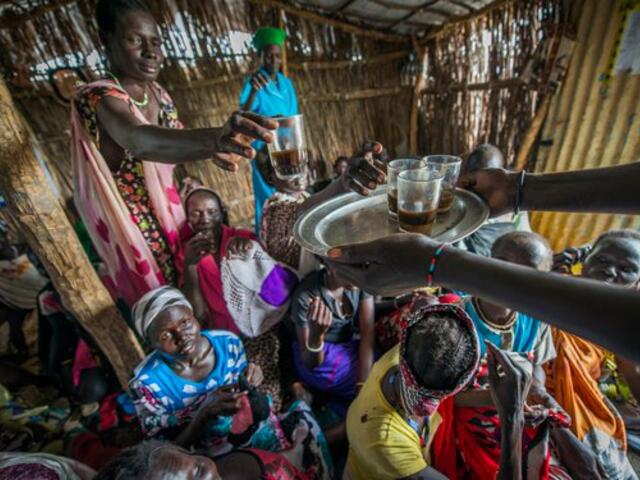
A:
268 115 308 180
386 158 427 218
422 155 462 212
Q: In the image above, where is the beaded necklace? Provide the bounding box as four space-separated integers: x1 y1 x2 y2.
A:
472 297 517 332
108 72 149 108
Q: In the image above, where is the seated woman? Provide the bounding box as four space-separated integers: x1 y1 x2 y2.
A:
181 186 287 408
345 304 481 480
95 439 322 480
291 263 375 420
128 286 332 476
546 229 640 478
433 231 599 479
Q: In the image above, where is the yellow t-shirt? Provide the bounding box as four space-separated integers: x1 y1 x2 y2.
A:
345 345 442 480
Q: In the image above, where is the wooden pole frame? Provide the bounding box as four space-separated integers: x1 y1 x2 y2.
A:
0 75 144 389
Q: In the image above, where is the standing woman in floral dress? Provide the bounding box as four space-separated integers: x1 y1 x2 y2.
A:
71 0 275 306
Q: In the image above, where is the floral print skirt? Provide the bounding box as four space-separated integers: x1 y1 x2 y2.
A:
115 157 176 284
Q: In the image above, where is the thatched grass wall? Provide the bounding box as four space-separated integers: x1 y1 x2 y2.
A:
417 0 565 166
0 0 412 227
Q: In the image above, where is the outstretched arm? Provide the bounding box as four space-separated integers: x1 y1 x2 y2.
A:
460 162 640 217
97 96 276 171
326 234 640 363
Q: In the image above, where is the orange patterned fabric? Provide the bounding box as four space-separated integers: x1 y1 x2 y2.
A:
545 329 626 448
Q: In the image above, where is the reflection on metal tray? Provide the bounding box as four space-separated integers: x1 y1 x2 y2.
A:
294 185 489 257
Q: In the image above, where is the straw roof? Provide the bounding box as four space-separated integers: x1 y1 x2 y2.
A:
280 0 496 35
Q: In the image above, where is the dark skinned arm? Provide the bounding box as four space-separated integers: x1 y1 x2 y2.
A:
96 96 276 171
357 296 375 384
181 234 212 323
183 265 207 323
460 162 640 218
327 234 640 363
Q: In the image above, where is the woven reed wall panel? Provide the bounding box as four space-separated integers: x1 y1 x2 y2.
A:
530 0 640 250
417 0 562 166
0 0 409 227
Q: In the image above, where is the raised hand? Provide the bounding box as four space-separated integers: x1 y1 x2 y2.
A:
307 296 332 346
250 71 270 92
486 341 531 419
184 232 215 267
459 168 518 217
552 245 592 273
226 237 254 257
339 141 388 196
212 112 277 172
326 233 440 297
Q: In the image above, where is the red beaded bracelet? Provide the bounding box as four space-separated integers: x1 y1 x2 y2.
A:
426 243 447 287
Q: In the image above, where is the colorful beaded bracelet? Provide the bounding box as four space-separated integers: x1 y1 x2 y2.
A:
426 243 447 287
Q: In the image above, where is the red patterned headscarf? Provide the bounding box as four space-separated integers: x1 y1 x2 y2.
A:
398 303 480 417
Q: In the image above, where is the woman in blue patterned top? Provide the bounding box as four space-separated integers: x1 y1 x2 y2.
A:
128 287 333 477
129 286 259 451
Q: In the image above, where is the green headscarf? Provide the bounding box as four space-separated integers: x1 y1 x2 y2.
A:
252 27 286 51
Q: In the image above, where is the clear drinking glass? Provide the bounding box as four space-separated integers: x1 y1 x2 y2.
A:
386 158 427 217
268 114 308 180
422 155 462 212
397 169 443 236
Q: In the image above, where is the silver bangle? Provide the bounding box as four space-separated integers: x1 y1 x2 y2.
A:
305 338 325 353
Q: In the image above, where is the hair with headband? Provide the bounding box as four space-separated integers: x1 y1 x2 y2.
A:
131 286 193 342
398 303 480 417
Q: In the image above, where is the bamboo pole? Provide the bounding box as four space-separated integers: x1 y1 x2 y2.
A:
421 77 525 94
301 86 407 102
514 94 551 170
182 86 409 121
279 9 289 77
289 49 408 71
247 0 409 44
0 75 144 389
410 37 426 154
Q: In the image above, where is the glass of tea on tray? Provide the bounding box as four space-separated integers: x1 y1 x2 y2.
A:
386 158 426 218
397 169 443 236
268 115 308 180
422 155 462 213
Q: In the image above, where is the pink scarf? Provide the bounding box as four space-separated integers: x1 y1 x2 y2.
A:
71 80 185 306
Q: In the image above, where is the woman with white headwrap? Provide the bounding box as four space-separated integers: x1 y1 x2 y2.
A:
128 287 333 477
129 286 262 450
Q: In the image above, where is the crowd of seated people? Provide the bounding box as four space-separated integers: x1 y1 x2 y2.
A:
2 140 639 480
2 0 638 477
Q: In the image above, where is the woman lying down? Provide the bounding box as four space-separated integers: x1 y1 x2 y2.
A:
128 286 332 479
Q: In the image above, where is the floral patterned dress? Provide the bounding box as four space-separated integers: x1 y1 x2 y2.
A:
74 81 182 285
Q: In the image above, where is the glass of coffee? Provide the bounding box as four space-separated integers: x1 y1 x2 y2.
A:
386 158 427 218
397 169 443 236
422 155 462 212
268 115 308 180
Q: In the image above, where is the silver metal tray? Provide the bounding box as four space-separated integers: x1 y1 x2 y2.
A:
294 186 489 256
